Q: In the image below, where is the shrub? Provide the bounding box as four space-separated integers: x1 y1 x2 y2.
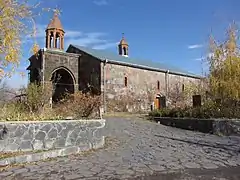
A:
149 100 240 119
55 91 101 119
24 83 52 113
149 108 170 117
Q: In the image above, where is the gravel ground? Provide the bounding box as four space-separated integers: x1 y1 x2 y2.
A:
0 116 240 180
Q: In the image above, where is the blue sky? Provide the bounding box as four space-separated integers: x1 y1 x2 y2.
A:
4 0 239 88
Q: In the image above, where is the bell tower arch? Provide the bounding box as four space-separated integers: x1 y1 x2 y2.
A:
45 12 65 50
118 33 129 57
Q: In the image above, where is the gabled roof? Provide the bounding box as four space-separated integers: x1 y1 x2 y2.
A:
69 44 201 79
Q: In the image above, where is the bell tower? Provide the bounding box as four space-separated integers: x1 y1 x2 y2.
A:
118 33 129 57
45 12 65 50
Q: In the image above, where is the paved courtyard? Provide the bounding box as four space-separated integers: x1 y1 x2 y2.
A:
0 116 240 179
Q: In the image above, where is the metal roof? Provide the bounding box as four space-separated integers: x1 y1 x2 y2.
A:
69 44 201 78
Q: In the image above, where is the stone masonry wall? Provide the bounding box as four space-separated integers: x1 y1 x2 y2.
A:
0 120 105 152
102 63 200 112
67 47 101 94
213 120 240 136
43 50 80 85
167 73 200 107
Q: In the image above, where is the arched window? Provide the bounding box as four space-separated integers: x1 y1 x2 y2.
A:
123 47 127 55
157 81 160 90
182 84 185 92
124 76 128 87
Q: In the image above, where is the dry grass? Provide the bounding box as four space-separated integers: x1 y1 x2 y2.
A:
0 84 101 121
0 105 64 121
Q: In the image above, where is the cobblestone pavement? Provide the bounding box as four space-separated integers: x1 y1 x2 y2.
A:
1 117 240 180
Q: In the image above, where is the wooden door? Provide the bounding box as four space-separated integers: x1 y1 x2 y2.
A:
154 98 160 109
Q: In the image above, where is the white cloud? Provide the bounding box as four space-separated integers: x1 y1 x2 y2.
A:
188 44 203 49
85 32 106 38
25 24 82 40
66 31 83 38
23 24 118 51
195 57 204 61
194 53 214 61
93 0 108 6
66 32 116 50
26 24 115 50
92 42 118 50
66 37 106 47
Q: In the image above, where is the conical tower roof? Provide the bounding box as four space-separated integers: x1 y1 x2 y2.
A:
47 12 64 31
119 33 128 46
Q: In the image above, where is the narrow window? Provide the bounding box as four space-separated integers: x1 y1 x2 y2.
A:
157 81 160 90
182 84 185 92
124 76 128 87
123 47 127 55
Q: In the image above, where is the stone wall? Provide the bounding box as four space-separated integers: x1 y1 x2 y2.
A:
167 73 200 107
154 117 240 137
213 120 240 136
101 62 201 112
67 46 101 94
0 119 105 152
28 49 81 92
43 50 80 90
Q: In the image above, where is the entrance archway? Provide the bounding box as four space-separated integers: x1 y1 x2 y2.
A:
50 68 75 102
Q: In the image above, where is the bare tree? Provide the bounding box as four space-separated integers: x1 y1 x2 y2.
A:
168 82 185 108
0 80 18 103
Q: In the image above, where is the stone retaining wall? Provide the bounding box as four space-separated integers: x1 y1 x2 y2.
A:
213 120 240 136
154 117 240 136
0 119 105 152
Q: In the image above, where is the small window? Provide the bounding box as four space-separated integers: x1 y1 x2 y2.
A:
124 76 128 87
182 84 185 92
157 81 160 90
123 47 127 55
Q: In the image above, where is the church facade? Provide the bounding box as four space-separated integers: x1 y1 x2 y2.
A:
27 13 202 113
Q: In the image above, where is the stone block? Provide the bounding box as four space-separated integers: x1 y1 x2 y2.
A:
14 126 27 137
48 128 58 139
4 143 19 152
22 131 33 140
54 138 66 148
35 131 46 140
60 146 79 156
15 155 28 164
30 153 42 162
19 140 32 151
45 139 55 149
33 140 44 150
40 124 52 133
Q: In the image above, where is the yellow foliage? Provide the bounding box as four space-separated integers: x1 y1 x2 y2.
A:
31 43 40 55
0 1 58 78
0 69 4 78
208 24 240 102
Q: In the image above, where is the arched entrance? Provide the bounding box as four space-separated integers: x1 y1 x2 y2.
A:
50 68 75 102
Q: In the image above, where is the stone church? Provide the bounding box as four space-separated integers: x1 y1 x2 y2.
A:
27 13 201 113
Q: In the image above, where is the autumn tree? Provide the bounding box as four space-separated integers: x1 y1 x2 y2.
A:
0 0 57 78
208 24 240 105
